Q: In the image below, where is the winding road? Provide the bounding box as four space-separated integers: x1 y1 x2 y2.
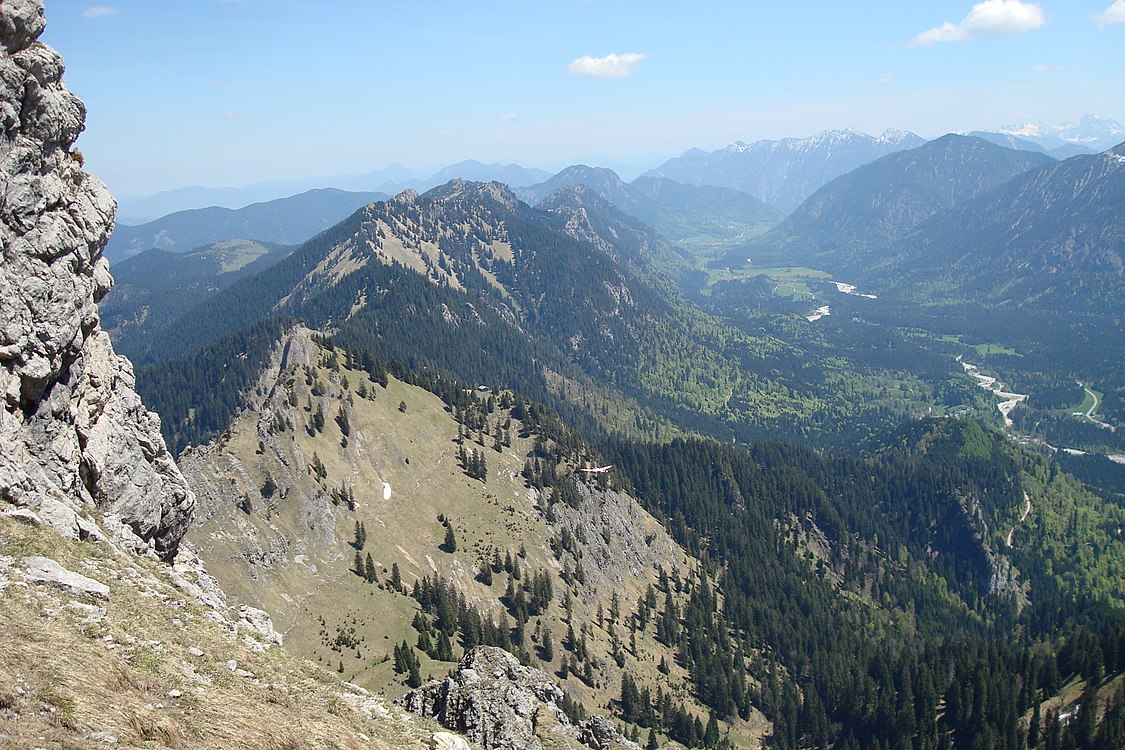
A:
1079 384 1115 432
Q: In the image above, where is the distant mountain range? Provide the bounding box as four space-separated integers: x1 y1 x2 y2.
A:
131 179 965 455
516 165 782 245
116 160 551 224
105 188 386 262
998 114 1125 152
963 131 1093 159
747 135 1055 270
742 134 1124 312
643 128 927 213
115 116 1122 225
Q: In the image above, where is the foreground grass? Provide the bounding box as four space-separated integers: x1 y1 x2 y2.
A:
0 517 439 749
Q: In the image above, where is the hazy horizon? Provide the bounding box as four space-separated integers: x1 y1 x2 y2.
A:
41 0 1125 198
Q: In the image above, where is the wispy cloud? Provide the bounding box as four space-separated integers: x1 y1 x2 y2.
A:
499 112 518 121
567 52 646 78
1028 62 1080 73
1094 1 1125 25
82 5 117 18
910 1 1044 47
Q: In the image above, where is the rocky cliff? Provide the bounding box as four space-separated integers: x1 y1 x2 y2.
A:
0 0 193 559
399 646 641 750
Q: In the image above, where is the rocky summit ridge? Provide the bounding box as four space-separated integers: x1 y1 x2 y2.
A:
0 0 193 559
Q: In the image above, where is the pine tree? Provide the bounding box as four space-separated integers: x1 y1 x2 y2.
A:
1072 679 1099 749
391 562 402 592
364 552 377 583
477 559 493 585
541 625 554 663
704 712 720 747
436 631 454 661
442 523 457 553
407 658 422 688
393 641 407 674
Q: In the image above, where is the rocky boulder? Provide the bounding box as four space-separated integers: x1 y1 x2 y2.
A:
0 0 194 560
398 646 639 750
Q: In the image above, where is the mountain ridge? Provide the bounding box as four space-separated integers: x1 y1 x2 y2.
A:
644 128 927 212
517 166 782 252
998 114 1125 152
743 134 1056 271
882 141 1125 310
104 187 387 262
116 160 551 224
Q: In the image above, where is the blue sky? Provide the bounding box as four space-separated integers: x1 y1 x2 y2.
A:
40 1 1125 197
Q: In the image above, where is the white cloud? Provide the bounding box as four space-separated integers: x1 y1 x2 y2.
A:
499 112 518 121
1028 62 1079 73
1094 1 1125 24
82 5 117 18
567 52 646 79
910 1 1044 46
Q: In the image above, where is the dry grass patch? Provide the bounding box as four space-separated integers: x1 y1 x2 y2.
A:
0 517 447 749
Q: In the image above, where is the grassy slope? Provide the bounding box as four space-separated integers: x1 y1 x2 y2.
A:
0 518 442 750
179 334 766 746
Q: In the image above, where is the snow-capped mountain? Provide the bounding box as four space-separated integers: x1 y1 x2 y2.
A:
642 128 926 212
999 114 1125 152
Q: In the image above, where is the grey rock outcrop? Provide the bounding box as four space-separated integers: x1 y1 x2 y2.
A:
0 0 194 559
428 732 473 750
21 554 109 599
398 647 639 750
237 603 284 646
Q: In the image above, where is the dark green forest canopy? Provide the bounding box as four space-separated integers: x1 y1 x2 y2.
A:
606 422 1124 749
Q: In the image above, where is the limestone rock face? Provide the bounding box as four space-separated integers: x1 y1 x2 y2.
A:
20 554 110 599
0 0 194 559
398 647 640 750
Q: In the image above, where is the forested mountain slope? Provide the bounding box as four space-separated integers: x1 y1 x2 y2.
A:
607 420 1125 750
177 328 758 747
101 239 293 360
132 180 973 457
881 142 1125 311
172 326 1125 750
741 135 1054 271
